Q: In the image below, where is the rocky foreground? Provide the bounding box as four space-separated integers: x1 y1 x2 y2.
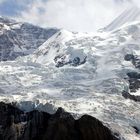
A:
0 102 120 140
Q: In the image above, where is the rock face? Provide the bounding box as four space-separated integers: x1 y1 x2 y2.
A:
0 103 119 140
123 54 140 101
0 102 24 140
0 17 58 61
122 91 140 102
0 102 23 125
127 72 140 92
124 54 140 69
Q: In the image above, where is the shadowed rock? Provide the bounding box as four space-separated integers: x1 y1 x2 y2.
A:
75 115 117 140
124 54 140 69
0 102 24 126
124 54 135 61
0 102 119 140
127 72 140 79
122 91 140 102
132 126 140 134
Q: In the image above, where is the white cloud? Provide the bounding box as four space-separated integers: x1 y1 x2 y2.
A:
19 0 133 32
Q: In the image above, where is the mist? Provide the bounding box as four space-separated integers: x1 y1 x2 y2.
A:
19 0 136 32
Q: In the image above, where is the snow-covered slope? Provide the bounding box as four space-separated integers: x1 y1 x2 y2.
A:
104 6 140 31
0 17 58 61
0 21 140 139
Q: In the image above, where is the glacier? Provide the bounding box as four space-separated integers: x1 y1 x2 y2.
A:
0 7 140 140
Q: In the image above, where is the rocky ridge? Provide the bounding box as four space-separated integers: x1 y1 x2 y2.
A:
0 102 119 140
0 17 58 61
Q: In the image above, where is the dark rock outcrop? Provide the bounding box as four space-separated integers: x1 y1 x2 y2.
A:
54 55 87 68
124 54 135 61
0 102 24 125
124 54 140 69
127 72 140 79
0 17 58 61
132 126 140 134
122 91 140 102
123 54 140 103
0 103 119 140
127 72 140 92
75 115 117 140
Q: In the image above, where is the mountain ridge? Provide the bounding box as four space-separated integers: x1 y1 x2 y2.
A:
0 17 59 61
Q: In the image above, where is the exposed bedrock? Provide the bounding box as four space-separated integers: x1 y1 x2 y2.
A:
127 72 140 92
122 91 140 102
124 54 140 69
123 54 140 101
0 102 119 140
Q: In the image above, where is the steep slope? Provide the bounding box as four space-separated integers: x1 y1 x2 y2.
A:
104 6 140 31
0 17 58 61
32 30 88 67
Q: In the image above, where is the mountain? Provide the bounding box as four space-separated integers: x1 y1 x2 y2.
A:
0 14 140 140
0 17 58 61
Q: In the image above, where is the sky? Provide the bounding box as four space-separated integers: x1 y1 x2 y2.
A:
0 0 138 32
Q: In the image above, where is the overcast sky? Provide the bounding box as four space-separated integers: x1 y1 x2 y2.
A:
0 0 138 32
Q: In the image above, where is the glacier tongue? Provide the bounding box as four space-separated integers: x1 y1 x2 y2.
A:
0 19 140 139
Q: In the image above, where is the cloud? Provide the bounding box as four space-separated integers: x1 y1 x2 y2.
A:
19 0 133 32
0 0 137 32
